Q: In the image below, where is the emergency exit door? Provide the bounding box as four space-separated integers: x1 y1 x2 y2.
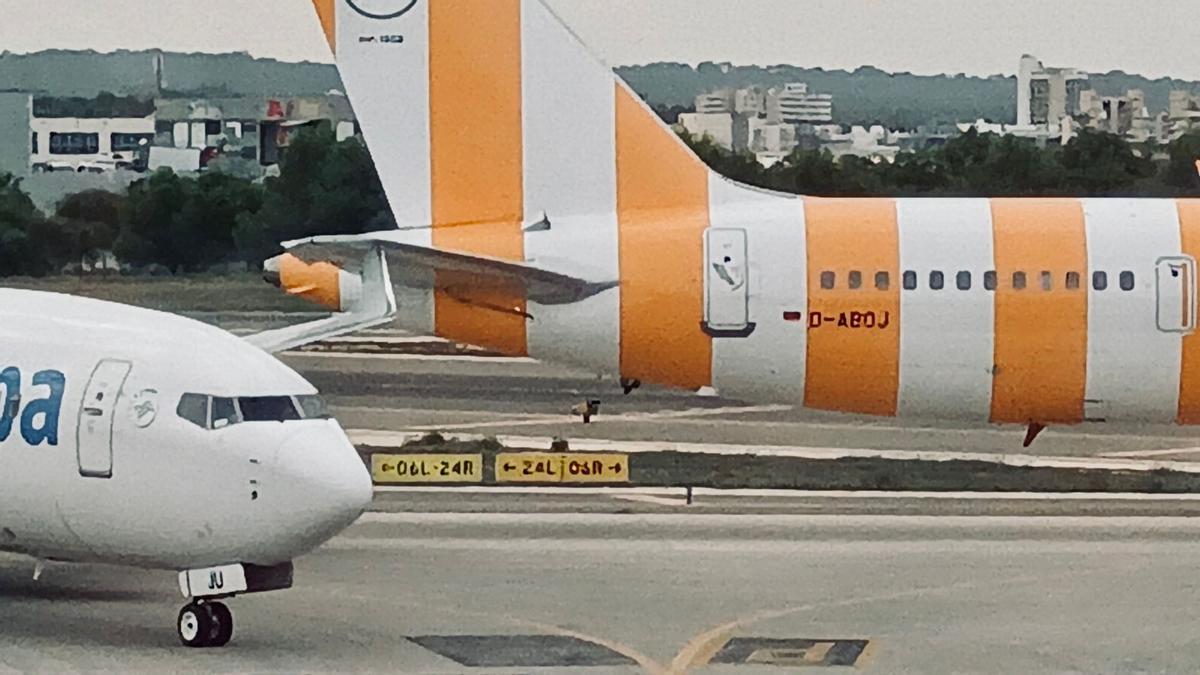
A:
1157 256 1198 334
76 359 132 479
703 228 756 337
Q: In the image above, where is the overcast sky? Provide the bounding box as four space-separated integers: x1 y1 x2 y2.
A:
2 0 1199 80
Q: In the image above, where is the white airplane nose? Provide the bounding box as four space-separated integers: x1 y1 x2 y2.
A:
271 423 373 555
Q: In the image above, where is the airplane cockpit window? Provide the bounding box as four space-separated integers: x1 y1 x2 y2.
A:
239 396 302 423
211 397 241 429
296 395 332 419
1120 271 1135 291
176 394 326 429
176 394 209 429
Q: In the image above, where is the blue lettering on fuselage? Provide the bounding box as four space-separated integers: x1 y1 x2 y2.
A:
0 368 66 446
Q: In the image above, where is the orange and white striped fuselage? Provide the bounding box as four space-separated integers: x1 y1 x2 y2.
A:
300 0 1200 428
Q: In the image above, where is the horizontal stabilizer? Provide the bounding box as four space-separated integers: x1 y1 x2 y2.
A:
247 244 397 353
281 231 619 306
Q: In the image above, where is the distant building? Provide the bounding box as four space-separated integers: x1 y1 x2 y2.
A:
1170 90 1200 122
695 90 733 114
747 116 797 167
1017 55 1088 126
30 116 155 171
817 125 901 163
767 83 834 125
693 87 767 117
155 95 356 166
678 112 734 149
0 91 32 178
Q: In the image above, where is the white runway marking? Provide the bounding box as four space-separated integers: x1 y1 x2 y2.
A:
283 351 537 363
356 512 1200 529
1101 447 1200 459
372 486 1200 501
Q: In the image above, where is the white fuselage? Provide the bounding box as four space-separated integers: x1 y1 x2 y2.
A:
0 290 372 570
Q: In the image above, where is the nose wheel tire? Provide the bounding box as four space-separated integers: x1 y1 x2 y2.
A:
178 601 234 648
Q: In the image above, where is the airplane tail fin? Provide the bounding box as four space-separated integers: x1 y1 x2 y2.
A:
310 0 712 234
298 0 720 366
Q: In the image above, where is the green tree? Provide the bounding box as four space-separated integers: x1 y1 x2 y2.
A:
50 190 123 271
773 148 841 195
0 173 52 276
1163 130 1200 192
1059 129 1154 195
235 124 395 263
116 169 264 272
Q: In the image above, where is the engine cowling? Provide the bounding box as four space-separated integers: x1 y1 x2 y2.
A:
263 253 362 312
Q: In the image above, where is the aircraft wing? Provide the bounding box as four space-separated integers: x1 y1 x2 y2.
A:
280 231 619 306
245 244 397 354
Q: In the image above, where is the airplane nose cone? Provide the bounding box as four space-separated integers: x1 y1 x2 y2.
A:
272 422 373 555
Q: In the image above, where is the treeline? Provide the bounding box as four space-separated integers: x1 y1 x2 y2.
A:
0 125 393 277
2 125 1199 277
683 128 1200 198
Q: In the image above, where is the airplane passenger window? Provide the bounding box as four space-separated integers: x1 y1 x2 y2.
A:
848 271 862 290
903 271 917 290
239 396 301 423
1094 271 1108 291
984 271 997 291
1066 272 1081 290
211 397 240 429
930 271 944 290
1040 271 1053 291
1120 271 1135 291
1013 272 1027 290
820 271 835 290
296 394 332 419
875 271 890 291
176 394 209 429
956 271 971 291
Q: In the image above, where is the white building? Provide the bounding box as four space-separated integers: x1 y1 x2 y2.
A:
678 112 734 148
1017 55 1088 126
956 118 1075 145
748 116 798 167
30 116 156 171
818 125 901 163
767 83 834 125
695 90 733 114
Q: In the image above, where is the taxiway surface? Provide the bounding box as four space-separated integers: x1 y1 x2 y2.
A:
284 352 1200 460
5 496 1200 673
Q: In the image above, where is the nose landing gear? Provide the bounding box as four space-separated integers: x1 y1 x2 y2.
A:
178 600 234 648
175 561 293 648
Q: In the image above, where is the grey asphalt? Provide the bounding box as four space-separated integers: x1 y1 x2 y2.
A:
284 354 1200 459
6 497 1200 673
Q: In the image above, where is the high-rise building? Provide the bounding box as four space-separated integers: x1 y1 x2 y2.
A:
1017 55 1088 126
766 83 834 125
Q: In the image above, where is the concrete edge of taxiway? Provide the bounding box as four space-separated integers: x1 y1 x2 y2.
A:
350 430 1200 495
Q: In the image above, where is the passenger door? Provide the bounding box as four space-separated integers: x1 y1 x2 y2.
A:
76 359 132 479
703 228 755 337
1156 256 1197 334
